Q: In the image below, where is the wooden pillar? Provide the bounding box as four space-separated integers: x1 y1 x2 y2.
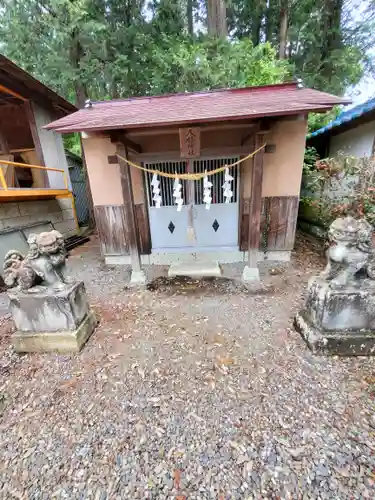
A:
0 129 9 154
116 141 145 283
24 101 49 187
247 132 265 269
0 130 13 187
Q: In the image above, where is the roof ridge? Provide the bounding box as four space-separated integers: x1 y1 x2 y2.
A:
90 82 298 105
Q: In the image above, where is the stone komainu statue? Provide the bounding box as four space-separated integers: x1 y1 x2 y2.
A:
3 230 68 291
321 216 375 287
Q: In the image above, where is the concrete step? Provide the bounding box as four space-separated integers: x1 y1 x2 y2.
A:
168 260 222 278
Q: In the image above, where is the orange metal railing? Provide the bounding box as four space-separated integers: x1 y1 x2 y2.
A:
0 159 69 190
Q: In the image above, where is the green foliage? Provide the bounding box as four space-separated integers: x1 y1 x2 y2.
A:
63 134 81 157
0 0 374 111
307 107 342 133
228 0 375 96
148 39 291 93
301 150 375 227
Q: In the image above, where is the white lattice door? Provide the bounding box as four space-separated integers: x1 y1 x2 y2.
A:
145 157 239 251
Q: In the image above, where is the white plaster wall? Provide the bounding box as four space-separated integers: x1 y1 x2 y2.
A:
329 120 375 158
32 103 72 189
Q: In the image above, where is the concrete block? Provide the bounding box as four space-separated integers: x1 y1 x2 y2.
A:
305 277 375 332
168 260 221 278
150 252 196 265
54 219 77 236
22 223 54 238
3 215 32 230
129 269 147 286
105 255 150 265
8 282 89 332
0 203 20 219
12 310 96 353
47 211 64 224
242 265 260 282
18 201 47 216
57 197 73 210
150 250 244 265
294 311 375 356
295 277 375 356
244 251 291 263
62 208 75 221
264 250 291 262
195 250 244 263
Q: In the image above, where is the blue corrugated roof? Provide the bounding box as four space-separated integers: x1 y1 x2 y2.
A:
309 96 375 138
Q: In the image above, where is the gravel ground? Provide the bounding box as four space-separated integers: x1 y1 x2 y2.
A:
0 234 375 499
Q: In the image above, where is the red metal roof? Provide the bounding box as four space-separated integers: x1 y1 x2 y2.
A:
45 82 349 133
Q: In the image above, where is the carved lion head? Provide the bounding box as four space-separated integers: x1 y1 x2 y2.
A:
28 230 64 256
329 217 373 251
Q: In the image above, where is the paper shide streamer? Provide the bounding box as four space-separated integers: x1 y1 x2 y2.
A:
151 173 162 208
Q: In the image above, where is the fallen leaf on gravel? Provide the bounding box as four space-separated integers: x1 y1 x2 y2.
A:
216 356 234 366
173 469 181 489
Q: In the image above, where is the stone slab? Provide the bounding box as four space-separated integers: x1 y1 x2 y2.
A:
8 281 88 333
294 310 375 356
168 260 221 278
12 310 97 353
241 265 260 282
129 269 147 286
306 277 375 332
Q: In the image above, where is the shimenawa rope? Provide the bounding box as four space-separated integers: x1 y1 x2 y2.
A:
116 143 266 180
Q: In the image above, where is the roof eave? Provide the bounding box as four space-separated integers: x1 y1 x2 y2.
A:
47 105 338 134
309 104 375 140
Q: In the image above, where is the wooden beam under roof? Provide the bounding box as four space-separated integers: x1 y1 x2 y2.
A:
109 131 142 154
126 120 257 138
0 83 26 101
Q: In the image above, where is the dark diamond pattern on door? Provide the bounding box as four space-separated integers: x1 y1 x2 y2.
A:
168 221 175 234
212 219 220 232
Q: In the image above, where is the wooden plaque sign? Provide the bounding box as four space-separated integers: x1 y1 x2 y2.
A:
179 127 201 158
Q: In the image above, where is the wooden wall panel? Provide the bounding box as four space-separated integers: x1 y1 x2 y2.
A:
94 205 129 255
94 203 151 256
265 196 299 250
240 195 299 251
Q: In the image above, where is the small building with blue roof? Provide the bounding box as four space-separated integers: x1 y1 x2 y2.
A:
308 97 375 158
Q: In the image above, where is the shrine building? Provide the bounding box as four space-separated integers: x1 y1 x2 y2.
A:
46 83 347 282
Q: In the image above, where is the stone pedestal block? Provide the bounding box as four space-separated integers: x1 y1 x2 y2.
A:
8 281 96 353
295 277 375 356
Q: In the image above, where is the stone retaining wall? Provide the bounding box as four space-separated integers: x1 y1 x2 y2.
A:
0 198 77 237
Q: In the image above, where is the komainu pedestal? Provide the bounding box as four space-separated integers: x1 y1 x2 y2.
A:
295 216 375 356
295 278 375 355
9 282 96 353
3 230 96 353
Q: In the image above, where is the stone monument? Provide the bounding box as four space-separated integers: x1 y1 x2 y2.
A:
294 216 375 355
3 230 96 353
